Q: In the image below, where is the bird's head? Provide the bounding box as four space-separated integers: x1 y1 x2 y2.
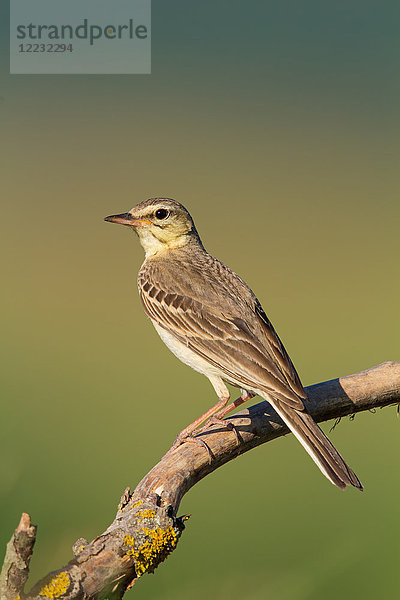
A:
105 198 202 257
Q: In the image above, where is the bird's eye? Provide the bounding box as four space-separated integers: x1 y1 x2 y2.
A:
155 208 169 220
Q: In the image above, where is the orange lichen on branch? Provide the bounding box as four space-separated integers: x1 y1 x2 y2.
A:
39 572 70 598
136 509 156 520
123 526 179 578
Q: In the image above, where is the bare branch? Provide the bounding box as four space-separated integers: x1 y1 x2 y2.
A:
0 513 36 600
4 362 399 600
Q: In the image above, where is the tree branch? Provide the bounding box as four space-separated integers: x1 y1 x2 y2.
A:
0 513 36 600
4 362 399 600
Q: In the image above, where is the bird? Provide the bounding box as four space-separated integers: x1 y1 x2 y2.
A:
105 198 362 491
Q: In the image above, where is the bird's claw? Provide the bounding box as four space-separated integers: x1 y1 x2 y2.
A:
169 432 213 462
167 412 242 463
196 416 241 445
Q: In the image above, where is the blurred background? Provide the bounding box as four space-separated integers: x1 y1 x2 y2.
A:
1 2 399 598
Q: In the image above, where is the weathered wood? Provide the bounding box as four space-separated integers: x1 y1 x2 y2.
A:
0 513 36 600
3 362 399 600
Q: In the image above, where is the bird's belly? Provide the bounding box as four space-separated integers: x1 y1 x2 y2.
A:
151 321 224 380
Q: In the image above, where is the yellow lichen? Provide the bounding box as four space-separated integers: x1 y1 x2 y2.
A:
14 596 20 600
132 500 143 508
123 534 135 550
124 527 178 578
136 509 156 520
39 571 70 598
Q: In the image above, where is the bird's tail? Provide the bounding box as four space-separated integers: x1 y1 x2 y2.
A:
266 397 363 490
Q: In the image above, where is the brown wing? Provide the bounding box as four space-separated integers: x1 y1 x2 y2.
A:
252 300 306 399
139 275 306 411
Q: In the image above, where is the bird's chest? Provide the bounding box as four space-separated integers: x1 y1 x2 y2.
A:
151 320 222 379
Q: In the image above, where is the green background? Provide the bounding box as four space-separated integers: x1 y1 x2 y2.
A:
1 2 399 599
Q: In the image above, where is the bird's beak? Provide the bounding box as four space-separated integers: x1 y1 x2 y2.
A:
104 213 151 227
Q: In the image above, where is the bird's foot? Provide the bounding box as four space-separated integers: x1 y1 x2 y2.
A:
196 415 230 432
168 430 213 461
196 416 241 445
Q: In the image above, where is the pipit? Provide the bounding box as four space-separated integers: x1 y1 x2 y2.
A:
105 198 362 490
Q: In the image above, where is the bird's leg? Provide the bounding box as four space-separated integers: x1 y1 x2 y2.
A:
170 395 230 451
197 390 255 437
214 390 255 420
